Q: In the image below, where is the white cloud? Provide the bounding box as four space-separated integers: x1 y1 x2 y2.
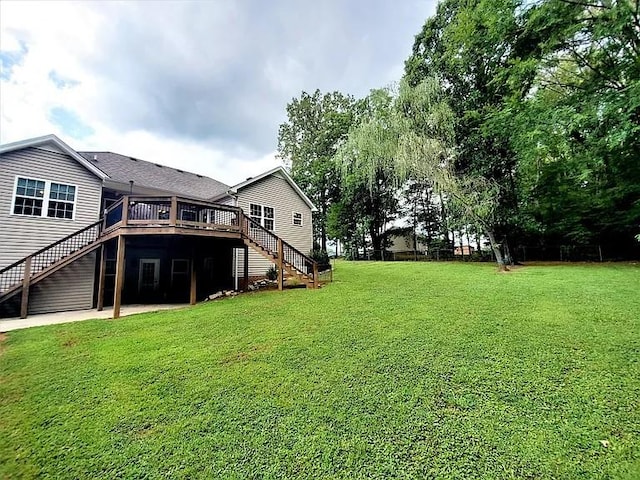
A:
1 0 436 186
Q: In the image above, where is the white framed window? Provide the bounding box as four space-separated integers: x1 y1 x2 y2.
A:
249 203 275 231
171 259 190 287
292 212 303 226
11 176 77 220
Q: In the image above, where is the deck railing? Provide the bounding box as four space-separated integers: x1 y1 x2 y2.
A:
103 196 242 233
282 240 315 276
240 213 279 254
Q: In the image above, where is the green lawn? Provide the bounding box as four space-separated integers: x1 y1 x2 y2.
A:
1 261 639 479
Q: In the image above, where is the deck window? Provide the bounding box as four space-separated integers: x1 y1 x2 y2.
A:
292 212 303 226
249 203 275 231
12 177 76 219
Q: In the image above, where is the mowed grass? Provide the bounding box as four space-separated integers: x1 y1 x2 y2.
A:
1 262 639 479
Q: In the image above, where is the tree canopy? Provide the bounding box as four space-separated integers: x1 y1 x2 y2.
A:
277 0 640 263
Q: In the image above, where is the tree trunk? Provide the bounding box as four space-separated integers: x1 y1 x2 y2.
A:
413 197 418 261
370 225 382 261
486 229 508 271
421 190 433 246
439 195 449 246
503 238 513 265
320 191 327 251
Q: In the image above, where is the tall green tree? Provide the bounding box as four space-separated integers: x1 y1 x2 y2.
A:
338 78 511 269
404 0 578 259
277 91 357 250
503 0 640 256
332 89 400 259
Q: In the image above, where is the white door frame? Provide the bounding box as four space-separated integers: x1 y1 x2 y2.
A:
138 258 161 293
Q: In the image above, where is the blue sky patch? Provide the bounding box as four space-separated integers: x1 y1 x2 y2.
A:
0 41 28 80
48 107 95 140
49 70 80 89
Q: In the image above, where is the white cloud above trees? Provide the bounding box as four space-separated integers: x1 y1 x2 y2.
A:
0 0 435 185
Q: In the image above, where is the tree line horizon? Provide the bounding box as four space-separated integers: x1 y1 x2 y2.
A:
277 0 640 268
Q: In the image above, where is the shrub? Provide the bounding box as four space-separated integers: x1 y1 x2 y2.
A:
309 249 331 272
266 265 278 281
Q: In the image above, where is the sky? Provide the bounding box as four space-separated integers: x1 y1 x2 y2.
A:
0 0 436 186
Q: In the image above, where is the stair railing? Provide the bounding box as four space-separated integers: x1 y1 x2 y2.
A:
0 220 102 295
240 212 279 255
239 211 318 285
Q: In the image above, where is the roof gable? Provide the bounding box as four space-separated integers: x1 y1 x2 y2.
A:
0 134 107 180
226 166 317 211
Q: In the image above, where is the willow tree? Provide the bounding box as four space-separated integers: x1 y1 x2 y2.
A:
277 90 357 251
337 78 510 270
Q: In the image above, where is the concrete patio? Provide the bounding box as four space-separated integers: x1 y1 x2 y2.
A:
0 304 188 332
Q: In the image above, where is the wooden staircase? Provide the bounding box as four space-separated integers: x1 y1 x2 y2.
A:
243 236 317 288
0 196 320 318
0 220 105 318
238 211 318 288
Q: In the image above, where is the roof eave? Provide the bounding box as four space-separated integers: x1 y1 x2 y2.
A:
230 166 317 212
0 134 108 180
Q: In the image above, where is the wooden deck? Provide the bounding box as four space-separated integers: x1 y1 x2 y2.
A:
102 195 244 239
1 195 319 320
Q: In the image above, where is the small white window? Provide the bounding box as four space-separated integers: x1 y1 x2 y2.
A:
12 177 76 219
292 212 303 226
250 203 262 225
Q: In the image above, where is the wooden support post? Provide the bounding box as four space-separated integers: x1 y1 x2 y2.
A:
20 256 32 319
240 211 247 236
313 262 319 289
97 244 107 311
170 196 178 226
121 196 129 226
277 238 284 291
113 235 126 319
190 250 197 305
243 246 249 290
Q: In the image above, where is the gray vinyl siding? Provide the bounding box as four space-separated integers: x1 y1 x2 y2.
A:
235 173 313 277
28 253 96 314
0 146 102 312
215 195 236 206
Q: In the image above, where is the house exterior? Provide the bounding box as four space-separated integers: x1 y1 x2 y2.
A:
454 245 475 256
212 168 315 280
385 227 427 256
0 135 317 319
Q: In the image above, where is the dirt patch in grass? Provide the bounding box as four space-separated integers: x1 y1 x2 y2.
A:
0 333 7 356
220 343 271 365
62 338 79 348
131 424 155 439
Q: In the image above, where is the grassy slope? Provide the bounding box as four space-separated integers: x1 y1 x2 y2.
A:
1 262 639 479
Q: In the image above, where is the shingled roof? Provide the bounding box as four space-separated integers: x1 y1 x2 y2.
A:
79 152 229 200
